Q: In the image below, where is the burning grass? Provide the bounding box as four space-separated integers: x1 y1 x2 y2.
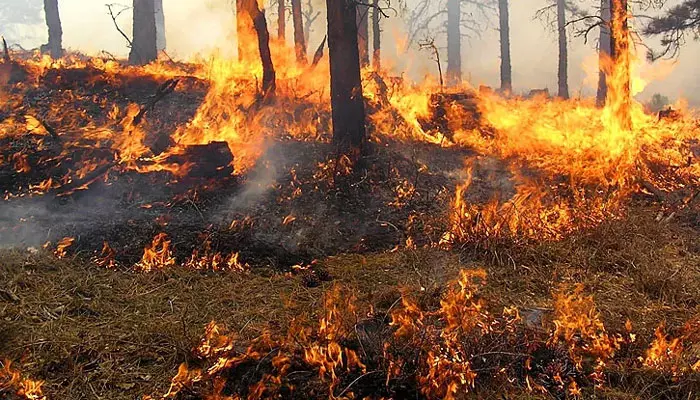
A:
0 209 698 399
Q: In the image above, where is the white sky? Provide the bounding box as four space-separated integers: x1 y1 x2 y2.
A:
11 0 700 103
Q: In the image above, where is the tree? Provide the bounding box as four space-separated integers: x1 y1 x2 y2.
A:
609 0 631 129
42 0 63 58
357 3 370 67
556 0 569 98
326 0 367 159
302 0 321 45
238 0 276 96
498 0 512 92
403 0 493 85
292 0 306 63
372 0 381 68
278 0 286 40
597 0 611 107
534 0 589 99
155 0 166 51
446 0 461 84
129 0 157 65
644 0 700 60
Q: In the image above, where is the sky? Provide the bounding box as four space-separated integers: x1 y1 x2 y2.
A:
9 0 700 104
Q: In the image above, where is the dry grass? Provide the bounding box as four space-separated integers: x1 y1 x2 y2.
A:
0 209 698 399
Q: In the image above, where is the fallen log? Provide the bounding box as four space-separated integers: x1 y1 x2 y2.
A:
162 141 234 178
417 91 482 141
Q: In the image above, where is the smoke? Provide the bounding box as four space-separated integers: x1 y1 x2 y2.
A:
8 0 700 102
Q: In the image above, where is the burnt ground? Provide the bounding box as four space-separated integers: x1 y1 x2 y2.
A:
0 58 698 399
0 58 489 270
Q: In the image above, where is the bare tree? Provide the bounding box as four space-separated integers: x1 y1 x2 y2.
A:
498 0 512 92
42 0 63 58
302 0 321 46
326 0 367 159
129 0 157 65
292 0 306 63
372 0 381 68
534 0 590 99
610 0 631 129
403 0 494 86
446 0 461 84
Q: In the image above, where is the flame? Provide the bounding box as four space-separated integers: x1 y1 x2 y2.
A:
134 233 175 272
0 360 45 400
53 237 75 259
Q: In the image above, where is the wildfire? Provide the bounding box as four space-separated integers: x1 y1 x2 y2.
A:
134 233 175 272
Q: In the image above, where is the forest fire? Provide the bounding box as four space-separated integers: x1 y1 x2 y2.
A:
0 0 698 398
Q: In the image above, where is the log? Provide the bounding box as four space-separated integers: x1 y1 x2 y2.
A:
164 142 234 178
417 91 482 141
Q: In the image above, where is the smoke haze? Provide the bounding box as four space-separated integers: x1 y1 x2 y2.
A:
8 0 700 103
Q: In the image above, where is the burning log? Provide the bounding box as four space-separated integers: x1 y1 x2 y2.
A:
163 142 234 178
417 91 482 142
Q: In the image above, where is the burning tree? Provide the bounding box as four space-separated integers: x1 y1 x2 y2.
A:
292 0 307 63
129 0 158 65
42 0 62 58
326 0 367 159
236 0 277 96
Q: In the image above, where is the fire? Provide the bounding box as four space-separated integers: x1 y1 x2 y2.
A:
134 233 175 272
0 360 45 400
53 236 75 259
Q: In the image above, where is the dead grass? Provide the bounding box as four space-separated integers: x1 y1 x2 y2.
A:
0 209 698 399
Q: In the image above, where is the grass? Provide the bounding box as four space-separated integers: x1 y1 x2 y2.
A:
0 208 698 399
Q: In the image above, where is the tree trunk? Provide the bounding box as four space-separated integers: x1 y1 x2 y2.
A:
357 3 369 68
239 0 276 96
610 0 631 130
556 0 569 99
278 0 286 40
129 0 158 65
43 0 63 58
596 0 611 107
498 0 512 92
154 0 166 51
446 0 461 85
291 0 307 63
326 0 367 159
372 0 381 69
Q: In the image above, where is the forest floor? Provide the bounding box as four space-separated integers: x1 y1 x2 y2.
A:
1 208 699 399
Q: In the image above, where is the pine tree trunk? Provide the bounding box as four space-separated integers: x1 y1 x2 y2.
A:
557 0 569 99
239 0 276 96
291 0 307 63
129 0 158 65
154 0 166 51
596 0 611 107
446 0 461 85
326 0 367 159
43 0 63 58
372 0 381 69
610 0 631 130
498 0 512 92
357 3 369 68
278 0 286 40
